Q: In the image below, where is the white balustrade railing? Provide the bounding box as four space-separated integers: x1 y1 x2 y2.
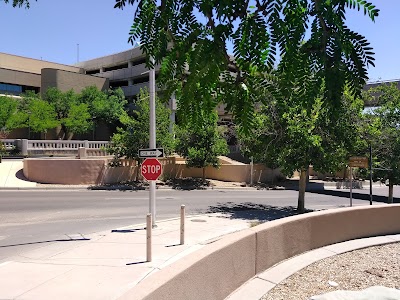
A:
1 139 16 150
28 140 87 150
0 139 110 156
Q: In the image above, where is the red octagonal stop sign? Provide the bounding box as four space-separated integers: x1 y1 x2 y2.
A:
141 158 162 181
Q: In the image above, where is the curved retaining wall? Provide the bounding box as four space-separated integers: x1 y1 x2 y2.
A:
23 158 107 185
118 205 400 300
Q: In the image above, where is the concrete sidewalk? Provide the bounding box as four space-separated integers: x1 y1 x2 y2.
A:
0 213 253 300
1 211 398 300
0 159 36 188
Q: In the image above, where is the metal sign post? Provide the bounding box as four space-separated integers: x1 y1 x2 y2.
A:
369 144 373 205
149 57 156 227
349 167 353 207
348 156 368 207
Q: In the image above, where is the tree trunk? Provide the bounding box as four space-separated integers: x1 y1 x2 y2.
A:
297 169 307 213
202 167 206 183
61 124 68 140
388 180 394 204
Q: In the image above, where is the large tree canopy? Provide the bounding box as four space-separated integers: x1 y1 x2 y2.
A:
115 0 378 130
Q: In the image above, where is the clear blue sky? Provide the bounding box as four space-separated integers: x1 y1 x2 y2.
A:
0 0 397 82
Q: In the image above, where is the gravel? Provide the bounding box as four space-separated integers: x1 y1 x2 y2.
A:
261 242 400 300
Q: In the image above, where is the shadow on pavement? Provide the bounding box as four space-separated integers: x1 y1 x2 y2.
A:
0 237 90 248
305 189 400 204
111 228 145 233
206 202 313 222
165 178 209 190
15 169 34 182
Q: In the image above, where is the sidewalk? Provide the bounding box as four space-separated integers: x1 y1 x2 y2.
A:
0 213 253 300
0 159 36 188
1 212 398 300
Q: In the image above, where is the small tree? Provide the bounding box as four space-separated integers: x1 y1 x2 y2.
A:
108 88 174 163
365 83 400 203
239 87 363 212
28 99 59 139
64 103 93 135
43 87 78 139
79 86 127 135
175 110 228 182
0 95 19 134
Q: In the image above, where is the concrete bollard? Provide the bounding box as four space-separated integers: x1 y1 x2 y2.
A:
21 139 28 157
77 147 87 159
146 213 152 262
180 205 185 245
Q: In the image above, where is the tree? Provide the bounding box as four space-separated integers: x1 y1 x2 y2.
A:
115 0 378 132
238 83 364 212
175 110 228 182
0 95 18 134
79 86 127 134
108 88 174 163
365 83 400 203
64 103 92 135
27 99 59 139
43 87 87 139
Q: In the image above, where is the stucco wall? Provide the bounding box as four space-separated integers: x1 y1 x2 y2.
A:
41 68 109 94
23 157 283 185
0 68 41 88
0 52 82 75
118 205 400 300
23 158 106 185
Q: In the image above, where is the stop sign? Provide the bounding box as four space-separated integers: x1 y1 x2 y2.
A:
141 158 162 181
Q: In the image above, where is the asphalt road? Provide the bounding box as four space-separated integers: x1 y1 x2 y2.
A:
0 187 398 262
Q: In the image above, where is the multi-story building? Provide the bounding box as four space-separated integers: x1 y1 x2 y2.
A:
0 52 108 97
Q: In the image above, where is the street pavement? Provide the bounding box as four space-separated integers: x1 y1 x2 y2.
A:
0 159 399 299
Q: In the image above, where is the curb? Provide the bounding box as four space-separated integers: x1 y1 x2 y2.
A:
0 184 386 191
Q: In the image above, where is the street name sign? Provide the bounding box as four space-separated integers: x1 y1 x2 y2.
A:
138 148 164 158
141 158 162 181
349 156 368 168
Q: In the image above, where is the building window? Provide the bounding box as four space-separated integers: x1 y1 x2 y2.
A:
86 69 100 75
104 63 129 72
110 80 129 89
131 57 146 67
132 73 159 85
0 82 23 95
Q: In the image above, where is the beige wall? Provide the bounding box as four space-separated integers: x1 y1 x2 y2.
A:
41 68 109 94
23 157 283 185
0 68 40 88
0 53 82 75
118 205 400 300
23 158 107 185
76 48 143 70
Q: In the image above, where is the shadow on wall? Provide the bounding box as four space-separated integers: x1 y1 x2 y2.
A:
206 202 314 222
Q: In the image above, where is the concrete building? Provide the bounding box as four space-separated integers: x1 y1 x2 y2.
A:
0 52 109 96
76 47 155 101
0 48 177 140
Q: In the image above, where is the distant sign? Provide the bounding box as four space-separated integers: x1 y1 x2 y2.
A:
349 156 368 168
138 148 164 158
